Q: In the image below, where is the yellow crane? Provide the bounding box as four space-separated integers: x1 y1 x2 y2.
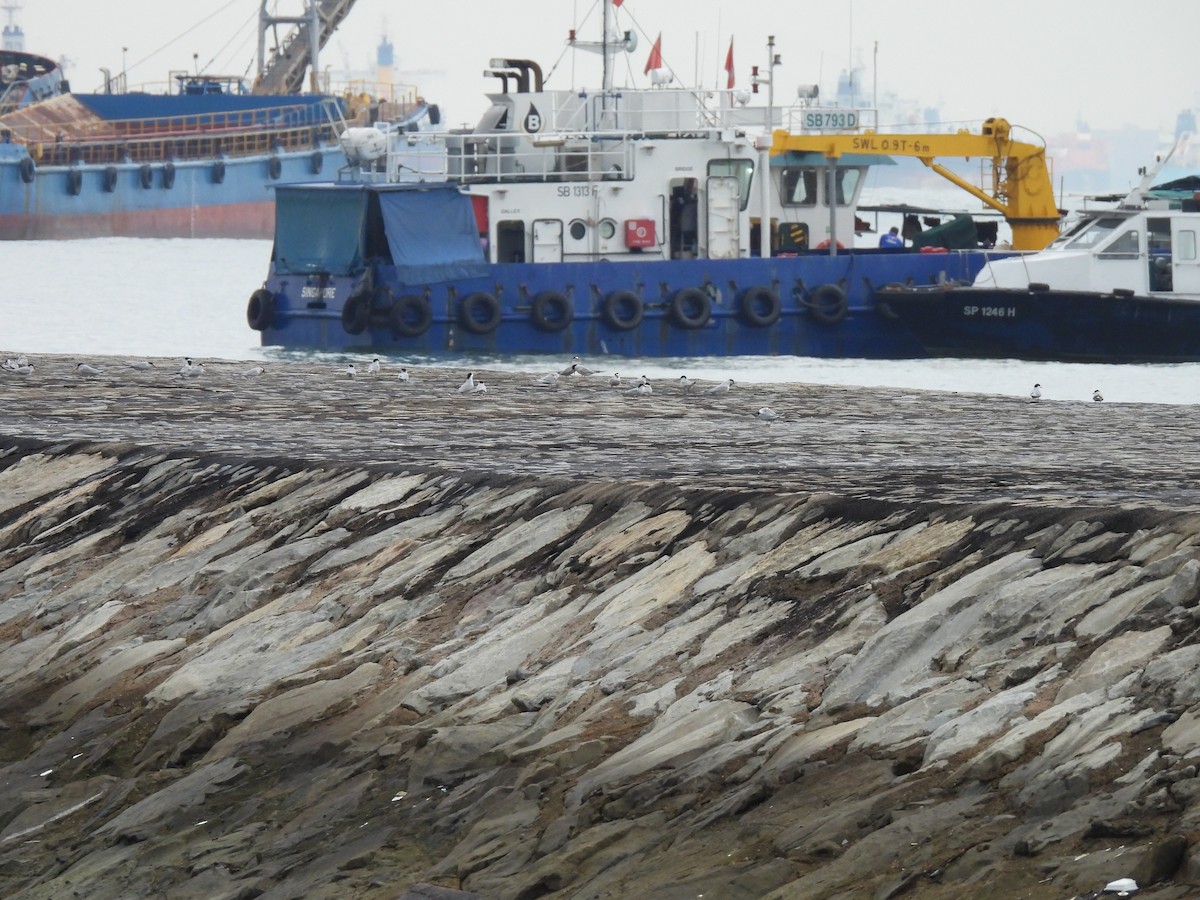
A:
770 117 1061 250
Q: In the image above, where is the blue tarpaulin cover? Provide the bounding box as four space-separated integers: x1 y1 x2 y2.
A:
273 185 367 275
378 187 488 285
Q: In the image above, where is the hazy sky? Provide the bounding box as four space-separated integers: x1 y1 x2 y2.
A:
15 0 1200 141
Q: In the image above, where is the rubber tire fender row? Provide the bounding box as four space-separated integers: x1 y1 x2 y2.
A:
391 294 433 337
459 292 502 335
18 156 35 184
739 285 781 327
246 289 275 331
530 291 572 332
669 287 712 329
341 292 371 335
601 290 644 331
808 283 849 326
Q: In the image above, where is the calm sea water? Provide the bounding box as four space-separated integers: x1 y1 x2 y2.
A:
2 237 1197 406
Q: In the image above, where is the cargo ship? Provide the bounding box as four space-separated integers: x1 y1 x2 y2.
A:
0 0 436 240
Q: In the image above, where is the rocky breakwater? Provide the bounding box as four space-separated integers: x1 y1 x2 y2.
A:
0 355 1199 898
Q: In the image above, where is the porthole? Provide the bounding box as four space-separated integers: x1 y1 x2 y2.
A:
599 219 617 240
568 219 587 241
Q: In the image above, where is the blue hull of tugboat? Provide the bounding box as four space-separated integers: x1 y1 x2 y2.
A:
258 251 1007 359
874 286 1200 363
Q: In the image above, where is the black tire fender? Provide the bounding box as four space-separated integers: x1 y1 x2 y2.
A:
212 159 226 184
139 163 153 189
310 151 323 175
391 295 433 337
18 156 35 183
162 162 176 189
66 167 82 196
459 292 502 334
602 290 644 331
341 293 370 335
809 283 848 326
246 289 275 331
530 291 572 332
669 287 711 329
739 285 781 327
268 156 282 180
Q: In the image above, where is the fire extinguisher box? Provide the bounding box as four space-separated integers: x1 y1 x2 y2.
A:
624 219 656 248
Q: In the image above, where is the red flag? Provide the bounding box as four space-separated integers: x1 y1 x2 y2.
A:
724 38 735 89
644 33 662 74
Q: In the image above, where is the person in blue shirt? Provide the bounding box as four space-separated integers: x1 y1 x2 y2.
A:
879 226 904 248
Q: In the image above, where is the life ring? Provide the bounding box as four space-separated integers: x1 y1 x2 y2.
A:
18 156 35 183
816 239 846 250
341 294 370 335
139 164 153 189
309 151 323 175
162 162 176 189
739 285 781 327
102 165 118 193
530 291 572 332
391 294 432 337
808 283 849 325
66 167 82 196
246 289 275 331
669 287 711 329
268 156 282 180
212 159 226 184
602 290 643 331
459 292 502 334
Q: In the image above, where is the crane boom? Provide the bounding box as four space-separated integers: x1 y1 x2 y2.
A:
252 0 359 95
771 117 1061 250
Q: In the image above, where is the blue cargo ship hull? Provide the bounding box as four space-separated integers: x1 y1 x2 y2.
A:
0 145 345 239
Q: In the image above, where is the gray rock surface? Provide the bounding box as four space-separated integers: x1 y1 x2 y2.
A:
0 353 1197 898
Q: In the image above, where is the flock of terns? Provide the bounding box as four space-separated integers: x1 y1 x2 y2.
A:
1 353 781 422
2 353 1107 412
1028 383 1105 403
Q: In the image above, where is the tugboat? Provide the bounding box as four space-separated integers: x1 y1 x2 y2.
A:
248 0 1061 359
0 0 437 240
874 148 1200 363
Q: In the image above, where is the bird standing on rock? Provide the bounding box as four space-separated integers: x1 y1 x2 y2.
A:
1030 383 1042 401
706 378 734 395
367 357 381 375
458 372 476 393
625 382 652 396
608 373 622 388
536 372 560 386
344 363 357 379
177 358 194 376
126 360 155 370
397 368 410 383
1093 389 1104 402
76 363 102 376
243 365 266 377
757 406 780 421
473 381 488 393
678 375 695 390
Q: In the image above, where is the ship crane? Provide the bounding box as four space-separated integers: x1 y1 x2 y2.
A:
252 0 358 95
771 117 1062 251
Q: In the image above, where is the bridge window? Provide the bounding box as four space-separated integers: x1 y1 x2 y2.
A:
780 168 818 207
823 168 862 207
1178 230 1197 261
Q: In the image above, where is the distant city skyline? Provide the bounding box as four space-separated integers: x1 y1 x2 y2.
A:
16 1 1200 142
